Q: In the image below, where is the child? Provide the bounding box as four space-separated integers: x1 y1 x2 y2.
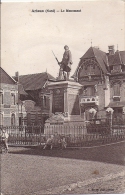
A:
43 135 54 150
61 137 67 149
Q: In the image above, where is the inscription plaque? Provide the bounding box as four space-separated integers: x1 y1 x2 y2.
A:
52 88 64 113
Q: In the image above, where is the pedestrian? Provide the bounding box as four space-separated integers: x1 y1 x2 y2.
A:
1 129 9 152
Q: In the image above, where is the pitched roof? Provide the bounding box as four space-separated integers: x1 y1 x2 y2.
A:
80 47 95 58
0 67 16 84
19 72 55 91
108 50 124 66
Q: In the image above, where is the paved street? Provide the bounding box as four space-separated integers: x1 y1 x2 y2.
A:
1 141 125 195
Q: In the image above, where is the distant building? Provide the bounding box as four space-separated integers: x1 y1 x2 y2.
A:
14 72 55 126
72 45 125 124
0 67 19 126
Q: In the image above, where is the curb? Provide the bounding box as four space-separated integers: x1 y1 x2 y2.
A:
31 171 125 195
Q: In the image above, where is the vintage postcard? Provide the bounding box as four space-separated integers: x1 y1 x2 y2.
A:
1 0 125 194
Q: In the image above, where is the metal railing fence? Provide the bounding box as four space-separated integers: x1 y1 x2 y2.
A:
0 125 125 147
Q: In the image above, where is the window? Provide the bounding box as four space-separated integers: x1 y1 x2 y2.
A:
11 113 15 126
85 65 87 70
43 96 47 107
11 93 15 105
0 113 3 126
27 113 31 126
0 92 3 104
86 86 95 96
113 83 120 96
90 65 95 75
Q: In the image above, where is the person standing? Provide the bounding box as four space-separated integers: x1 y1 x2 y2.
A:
1 129 9 151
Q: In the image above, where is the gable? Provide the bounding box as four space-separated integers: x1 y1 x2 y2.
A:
72 47 108 80
78 58 101 78
0 67 16 85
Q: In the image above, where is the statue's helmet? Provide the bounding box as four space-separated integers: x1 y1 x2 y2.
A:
64 45 69 49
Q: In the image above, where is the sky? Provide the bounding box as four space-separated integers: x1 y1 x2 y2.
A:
1 0 125 78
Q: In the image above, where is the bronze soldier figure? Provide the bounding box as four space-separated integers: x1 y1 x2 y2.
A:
58 45 73 80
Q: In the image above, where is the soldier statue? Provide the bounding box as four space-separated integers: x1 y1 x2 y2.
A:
58 45 73 81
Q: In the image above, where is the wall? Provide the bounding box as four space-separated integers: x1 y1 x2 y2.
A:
120 82 125 102
68 94 80 115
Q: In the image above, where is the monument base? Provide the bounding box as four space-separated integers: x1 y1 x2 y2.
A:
44 113 87 135
44 80 87 135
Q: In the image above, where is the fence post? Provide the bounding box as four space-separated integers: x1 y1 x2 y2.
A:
40 125 42 146
25 126 26 145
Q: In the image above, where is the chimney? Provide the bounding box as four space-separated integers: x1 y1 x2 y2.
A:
108 45 115 55
15 71 19 82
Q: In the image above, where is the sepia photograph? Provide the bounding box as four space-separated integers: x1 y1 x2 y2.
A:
1 0 125 194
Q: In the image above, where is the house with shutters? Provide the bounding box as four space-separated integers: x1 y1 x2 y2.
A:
72 45 125 124
0 67 19 126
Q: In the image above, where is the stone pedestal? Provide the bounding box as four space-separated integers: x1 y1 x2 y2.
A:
44 81 87 134
49 81 82 115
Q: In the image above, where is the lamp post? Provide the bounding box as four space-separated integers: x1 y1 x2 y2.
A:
106 107 114 131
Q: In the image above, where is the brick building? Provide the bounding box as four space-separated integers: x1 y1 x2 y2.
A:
72 45 125 124
0 67 19 126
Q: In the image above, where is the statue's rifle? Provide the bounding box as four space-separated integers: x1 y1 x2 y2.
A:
52 50 60 65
